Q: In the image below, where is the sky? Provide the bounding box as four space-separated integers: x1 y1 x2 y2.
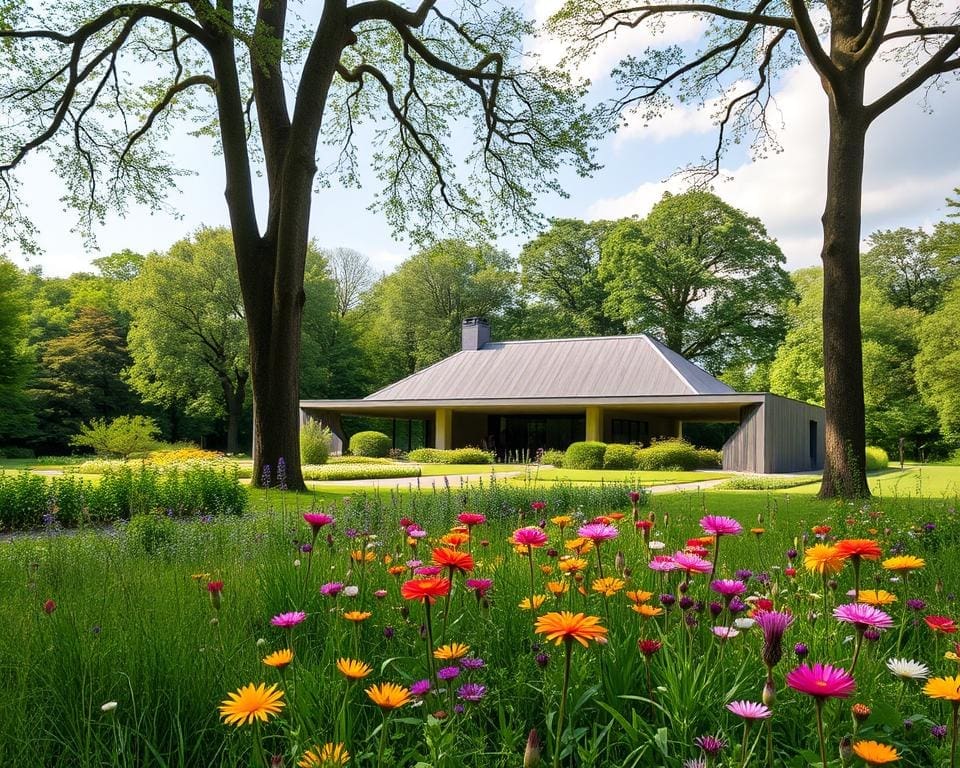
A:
5 2 959 279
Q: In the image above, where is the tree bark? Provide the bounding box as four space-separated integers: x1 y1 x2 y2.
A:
818 83 870 498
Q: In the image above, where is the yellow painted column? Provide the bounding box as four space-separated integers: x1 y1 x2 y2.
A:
585 406 603 442
435 408 453 449
676 420 684 439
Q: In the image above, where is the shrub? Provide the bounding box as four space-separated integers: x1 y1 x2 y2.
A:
0 471 49 530
70 415 160 459
125 513 177 556
0 446 35 459
540 449 564 467
349 431 391 458
865 445 890 471
407 447 494 464
696 448 723 469
564 441 607 470
635 439 699 471
148 447 224 465
300 421 332 465
603 443 638 470
717 475 819 490
329 455 396 465
301 464 421 481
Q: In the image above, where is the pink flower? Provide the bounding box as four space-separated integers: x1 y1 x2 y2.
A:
700 515 743 536
833 603 894 630
303 512 334 533
320 582 344 597
648 555 680 572
415 566 443 577
726 701 772 720
465 578 493 597
577 523 619 542
530 501 547 512
457 513 486 527
710 579 747 597
786 663 856 700
271 611 307 628
407 526 428 539
512 527 548 547
672 551 713 575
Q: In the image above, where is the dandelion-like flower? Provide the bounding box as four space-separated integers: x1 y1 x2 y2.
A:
534 611 608 647
271 611 307 628
219 683 285 726
858 590 897 606
592 577 625 597
923 675 960 702
700 516 742 536
886 658 929 680
833 603 894 631
262 648 294 670
342 610 372 623
298 743 350 767
882 555 925 572
336 658 372 680
434 643 470 660
577 522 619 542
518 595 548 611
726 700 771 719
365 682 412 710
786 663 856 700
852 740 899 765
804 544 845 576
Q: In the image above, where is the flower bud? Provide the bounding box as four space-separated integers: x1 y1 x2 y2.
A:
762 677 776 707
524 729 541 768
839 735 852 764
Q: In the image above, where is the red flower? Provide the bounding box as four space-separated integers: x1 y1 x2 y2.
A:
43 598 56 615
784 567 797 578
637 639 662 657
207 580 224 594
401 578 451 604
431 547 474 575
457 513 486 527
925 615 958 634
835 539 882 561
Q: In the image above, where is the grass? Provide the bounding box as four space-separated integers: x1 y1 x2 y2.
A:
517 468 730 485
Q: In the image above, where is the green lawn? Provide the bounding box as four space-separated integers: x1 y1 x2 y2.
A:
411 462 527 476
746 464 960 498
522 467 730 485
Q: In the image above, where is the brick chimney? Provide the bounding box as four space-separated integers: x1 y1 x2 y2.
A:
461 317 491 351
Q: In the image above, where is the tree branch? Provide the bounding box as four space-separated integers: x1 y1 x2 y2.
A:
866 33 960 120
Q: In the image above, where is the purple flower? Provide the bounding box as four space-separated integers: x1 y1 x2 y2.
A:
453 703 465 714
270 611 306 628
907 598 926 611
755 610 794 669
383 625 395 639
437 666 460 681
277 457 287 491
726 701 772 720
678 596 694 611
735 569 753 582
932 724 948 740
457 683 487 702
786 548 798 561
694 734 727 756
410 679 432 696
794 642 809 659
300 543 313 553
460 657 485 670
660 594 676 608
535 652 550 668
261 464 272 488
320 582 344 597
728 597 747 614
577 523 619 542
833 603 894 631
709 602 724 617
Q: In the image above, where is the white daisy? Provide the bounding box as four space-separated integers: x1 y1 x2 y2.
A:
648 540 666 551
734 617 757 630
886 657 930 680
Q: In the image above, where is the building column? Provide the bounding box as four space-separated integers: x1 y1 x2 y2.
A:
435 408 453 449
585 406 603 442
676 420 683 439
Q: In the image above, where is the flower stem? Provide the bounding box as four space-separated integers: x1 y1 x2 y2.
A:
711 535 722 580
377 712 388 768
815 699 828 768
595 544 604 580
424 600 436 682
741 721 752 768
952 701 959 768
850 630 864 674
528 546 537 618
553 641 573 768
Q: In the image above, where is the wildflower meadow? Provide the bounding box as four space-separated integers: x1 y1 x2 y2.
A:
3 482 960 767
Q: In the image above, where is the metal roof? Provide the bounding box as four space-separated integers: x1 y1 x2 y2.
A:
361 334 735 402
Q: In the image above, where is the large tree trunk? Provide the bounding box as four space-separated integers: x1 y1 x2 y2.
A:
818 84 870 498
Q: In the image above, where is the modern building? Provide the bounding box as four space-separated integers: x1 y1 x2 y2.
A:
300 318 825 473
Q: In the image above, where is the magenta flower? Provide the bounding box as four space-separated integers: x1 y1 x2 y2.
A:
700 515 743 536
457 513 486 527
710 579 747 597
457 682 487 702
577 522 619 542
512 527 548 547
407 526 428 539
833 603 894 631
672 551 713 575
465 578 493 597
726 700 772 719
755 610 794 669
320 582 344 597
303 512 334 533
648 555 680 572
410 679 432 696
693 734 727 756
786 663 856 700
437 666 460 681
415 565 443 577
270 611 307 628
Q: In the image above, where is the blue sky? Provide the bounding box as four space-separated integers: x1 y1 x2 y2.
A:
6 2 959 278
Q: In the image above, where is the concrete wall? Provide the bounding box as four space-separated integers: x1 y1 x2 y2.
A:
722 395 825 473
722 404 764 473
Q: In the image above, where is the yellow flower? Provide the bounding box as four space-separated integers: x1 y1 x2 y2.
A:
882 555 925 572
519 595 548 610
365 682 411 710
433 643 470 660
558 557 588 574
631 604 664 618
551 515 572 528
591 577 625 597
803 544 845 576
858 589 897 606
540 564 554 575
262 648 294 670
534 611 608 647
924 675 960 702
350 550 376 563
299 743 350 767
565 537 594 555
546 581 569 597
441 532 469 548
626 590 653 605
336 658 372 680
852 740 899 765
219 683 285 727
191 572 211 581
342 611 372 623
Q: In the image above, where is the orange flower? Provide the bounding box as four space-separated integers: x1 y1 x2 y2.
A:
836 539 882 561
519 595 548 611
858 590 897 606
558 557 588 574
262 648 294 670
547 580 569 597
387 565 407 577
342 611 372 623
535 611 607 647
336 658 372 680
852 740 899 765
626 590 653 605
365 682 411 710
631 604 664 618
219 683 285 727
591 577 625 597
804 544 845 576
441 532 469 548
433 642 470 660
431 547 474 574
401 578 451 603
565 537 594 555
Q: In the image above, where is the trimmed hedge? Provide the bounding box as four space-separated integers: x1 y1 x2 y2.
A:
696 448 723 469
603 443 638 470
301 464 421 481
540 449 565 468
717 475 819 491
407 447 494 465
349 431 392 458
564 441 607 470
635 439 699 471
328 456 397 465
300 421 332 465
865 446 890 471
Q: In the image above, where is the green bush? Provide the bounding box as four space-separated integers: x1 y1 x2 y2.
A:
717 475 819 490
564 441 607 470
865 445 890 471
125 513 177 556
0 471 49 530
603 443 638 470
635 439 699 471
70 415 161 459
349 431 392 458
328 455 397 465
0 446 35 459
540 449 564 467
301 464 421 481
696 448 723 469
300 421 332 465
407 447 494 464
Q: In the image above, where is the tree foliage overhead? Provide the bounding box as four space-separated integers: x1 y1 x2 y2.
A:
861 228 947 313
599 191 793 373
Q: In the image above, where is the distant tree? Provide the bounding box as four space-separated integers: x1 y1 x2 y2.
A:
325 248 375 318
122 229 249 454
599 191 792 373
372 240 518 371
916 282 960 442
70 415 160 459
771 269 936 455
551 0 960 497
0 258 34 442
861 228 945 313
29 307 137 449
519 219 623 336
92 250 145 282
